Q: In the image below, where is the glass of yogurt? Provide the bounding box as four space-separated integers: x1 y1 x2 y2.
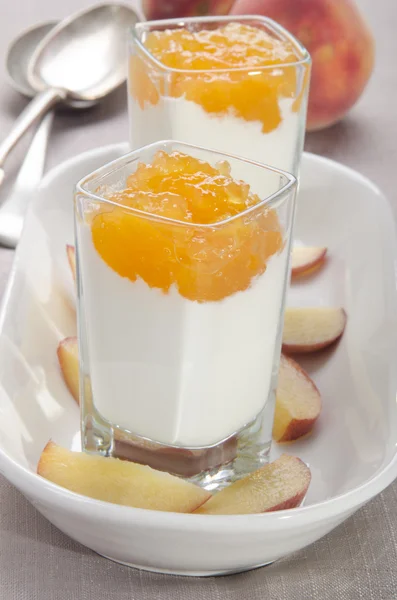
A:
128 16 311 176
75 140 297 489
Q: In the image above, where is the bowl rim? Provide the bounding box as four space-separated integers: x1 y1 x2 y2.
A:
0 143 396 530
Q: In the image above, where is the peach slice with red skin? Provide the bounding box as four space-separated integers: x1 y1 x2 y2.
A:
282 307 347 354
195 454 311 515
291 247 327 278
38 443 310 515
273 354 321 442
37 441 211 512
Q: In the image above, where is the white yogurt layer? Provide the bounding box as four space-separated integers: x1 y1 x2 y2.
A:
79 226 289 447
129 96 302 175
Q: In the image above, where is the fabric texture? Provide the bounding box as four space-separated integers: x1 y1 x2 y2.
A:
1 475 397 599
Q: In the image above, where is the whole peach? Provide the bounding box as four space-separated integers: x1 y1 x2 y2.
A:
142 0 234 21
231 0 375 130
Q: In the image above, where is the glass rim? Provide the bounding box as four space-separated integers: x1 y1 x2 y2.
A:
75 140 297 230
130 14 311 75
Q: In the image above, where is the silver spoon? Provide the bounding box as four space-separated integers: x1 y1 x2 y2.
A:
0 22 57 248
0 2 140 186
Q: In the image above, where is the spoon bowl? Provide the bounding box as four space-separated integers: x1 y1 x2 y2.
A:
28 3 140 104
6 21 55 97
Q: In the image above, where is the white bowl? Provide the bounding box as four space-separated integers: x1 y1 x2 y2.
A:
0 144 396 576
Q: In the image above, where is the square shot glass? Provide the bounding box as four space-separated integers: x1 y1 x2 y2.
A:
128 15 311 176
74 140 297 490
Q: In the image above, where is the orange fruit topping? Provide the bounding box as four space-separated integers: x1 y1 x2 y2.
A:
130 23 306 133
91 151 283 302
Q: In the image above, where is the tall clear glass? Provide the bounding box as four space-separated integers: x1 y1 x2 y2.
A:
75 140 297 490
128 15 311 176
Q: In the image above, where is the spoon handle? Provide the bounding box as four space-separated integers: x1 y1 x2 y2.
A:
0 112 53 248
0 87 65 172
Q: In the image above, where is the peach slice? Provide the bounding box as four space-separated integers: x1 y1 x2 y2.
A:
37 441 211 512
57 337 79 404
282 307 347 354
66 245 76 282
195 454 311 515
273 354 321 442
291 246 327 278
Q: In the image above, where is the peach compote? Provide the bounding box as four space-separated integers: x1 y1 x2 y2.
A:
91 150 282 302
132 23 301 133
129 17 310 174
77 144 293 450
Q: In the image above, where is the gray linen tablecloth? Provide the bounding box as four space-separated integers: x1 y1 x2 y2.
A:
1 0 397 597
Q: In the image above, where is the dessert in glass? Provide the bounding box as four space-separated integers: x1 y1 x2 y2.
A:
75 141 297 489
128 16 311 175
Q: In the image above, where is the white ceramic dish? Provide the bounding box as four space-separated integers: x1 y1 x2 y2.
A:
0 143 396 577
